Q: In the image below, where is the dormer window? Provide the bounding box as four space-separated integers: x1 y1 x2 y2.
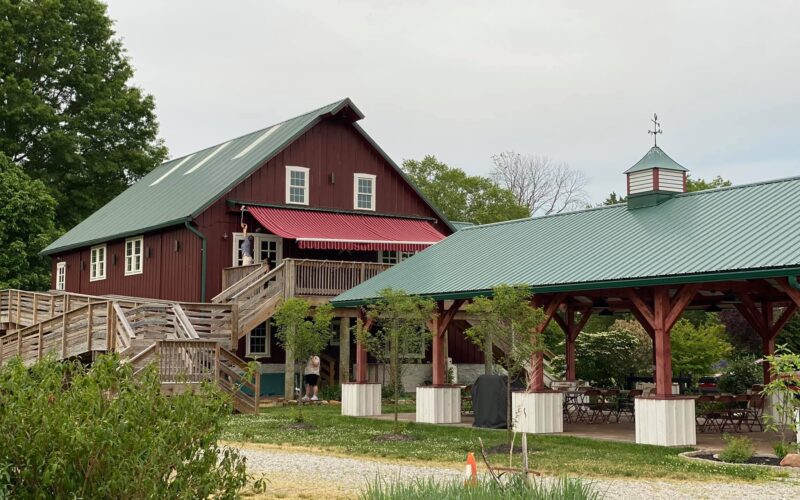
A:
286 166 309 205
354 173 376 211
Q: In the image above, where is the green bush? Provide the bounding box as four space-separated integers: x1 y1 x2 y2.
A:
718 356 760 394
719 434 755 463
319 383 342 401
361 475 599 500
773 441 795 460
0 354 251 498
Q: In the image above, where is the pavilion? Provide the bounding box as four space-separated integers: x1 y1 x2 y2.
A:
331 143 800 446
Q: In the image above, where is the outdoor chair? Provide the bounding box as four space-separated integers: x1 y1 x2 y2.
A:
715 395 737 432
695 395 719 433
580 389 609 423
616 389 641 422
743 394 765 432
730 394 751 432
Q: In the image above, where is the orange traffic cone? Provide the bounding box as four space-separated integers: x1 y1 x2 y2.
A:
464 452 478 486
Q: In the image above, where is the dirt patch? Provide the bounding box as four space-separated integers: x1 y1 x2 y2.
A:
693 452 782 467
371 433 416 443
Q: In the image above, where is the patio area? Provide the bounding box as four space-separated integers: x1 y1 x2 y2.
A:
367 412 787 454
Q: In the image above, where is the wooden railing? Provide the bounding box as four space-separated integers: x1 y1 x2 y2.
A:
0 289 108 331
289 259 392 297
229 263 285 337
221 264 263 293
158 340 218 383
218 346 260 413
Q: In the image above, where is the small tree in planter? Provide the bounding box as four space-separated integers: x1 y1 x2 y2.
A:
273 298 334 422
464 284 545 445
761 346 800 458
356 288 435 430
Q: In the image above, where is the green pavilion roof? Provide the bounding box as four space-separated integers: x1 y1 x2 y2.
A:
332 176 800 306
624 146 688 174
43 99 453 254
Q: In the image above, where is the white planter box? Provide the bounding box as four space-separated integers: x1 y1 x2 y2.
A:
341 383 381 416
512 391 563 434
416 386 461 424
635 397 696 446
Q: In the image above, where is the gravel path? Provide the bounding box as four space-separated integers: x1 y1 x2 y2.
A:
236 444 800 499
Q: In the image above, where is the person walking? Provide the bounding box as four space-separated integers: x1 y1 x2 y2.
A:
302 355 321 401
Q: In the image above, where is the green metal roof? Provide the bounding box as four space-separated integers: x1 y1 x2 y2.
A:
451 221 476 231
332 176 800 306
624 146 688 174
43 99 453 255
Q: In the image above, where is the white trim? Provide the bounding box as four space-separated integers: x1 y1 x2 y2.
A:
89 244 106 282
56 262 66 291
124 236 144 276
353 173 376 211
285 166 310 205
232 233 283 267
183 141 231 175
245 321 271 357
234 124 282 159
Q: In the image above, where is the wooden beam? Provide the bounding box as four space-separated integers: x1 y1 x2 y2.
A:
437 299 465 337
665 284 700 331
625 288 655 331
774 277 800 309
770 304 797 337
737 294 767 333
653 287 672 396
355 307 371 383
529 293 566 391
573 308 593 342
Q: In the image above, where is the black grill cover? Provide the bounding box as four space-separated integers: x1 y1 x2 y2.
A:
471 375 508 429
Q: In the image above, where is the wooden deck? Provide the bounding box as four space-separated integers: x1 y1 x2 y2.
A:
0 258 392 413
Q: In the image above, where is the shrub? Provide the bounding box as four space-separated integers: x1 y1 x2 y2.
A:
719 434 755 463
773 441 795 460
717 356 760 394
319 383 342 401
361 475 599 500
0 354 251 498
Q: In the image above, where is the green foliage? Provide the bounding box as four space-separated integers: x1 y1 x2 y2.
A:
402 155 529 224
0 154 58 290
357 289 435 428
0 354 250 498
465 285 545 441
670 318 732 378
717 356 761 394
776 314 800 354
761 346 800 454
0 0 168 229
602 191 626 205
718 434 755 464
558 320 651 388
319 383 342 402
361 475 600 500
773 442 794 460
685 175 732 192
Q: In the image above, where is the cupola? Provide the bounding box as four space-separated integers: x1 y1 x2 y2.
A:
625 114 688 209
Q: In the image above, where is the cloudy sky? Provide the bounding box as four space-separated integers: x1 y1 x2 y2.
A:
105 0 800 203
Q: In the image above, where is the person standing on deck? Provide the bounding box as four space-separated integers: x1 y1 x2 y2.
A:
302 355 321 401
240 224 254 266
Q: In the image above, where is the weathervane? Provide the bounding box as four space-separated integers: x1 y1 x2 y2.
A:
648 113 663 147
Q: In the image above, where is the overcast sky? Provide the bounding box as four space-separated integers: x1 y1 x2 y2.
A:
105 0 800 203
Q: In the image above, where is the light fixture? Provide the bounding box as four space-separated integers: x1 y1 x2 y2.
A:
705 303 722 312
222 232 228 240
599 308 614 316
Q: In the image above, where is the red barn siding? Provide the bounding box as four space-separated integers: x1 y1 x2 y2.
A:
195 115 450 299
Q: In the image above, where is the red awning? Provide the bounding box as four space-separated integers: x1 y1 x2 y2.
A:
247 207 447 252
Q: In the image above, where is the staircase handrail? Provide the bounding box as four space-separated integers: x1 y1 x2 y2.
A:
113 302 136 351
172 303 200 339
212 262 272 303
229 262 286 302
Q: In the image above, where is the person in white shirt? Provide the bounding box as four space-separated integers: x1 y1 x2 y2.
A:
302 355 321 401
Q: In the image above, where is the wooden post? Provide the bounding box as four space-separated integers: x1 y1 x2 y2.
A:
86 302 93 352
564 308 577 381
62 310 68 359
653 287 672 396
734 293 797 385
355 308 371 383
17 329 22 356
37 323 43 360
339 317 351 384
32 294 39 324
431 303 444 386
106 301 114 351
15 290 22 327
530 294 564 391
230 303 240 350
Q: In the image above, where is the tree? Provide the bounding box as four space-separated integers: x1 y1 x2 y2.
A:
402 155 529 224
670 318 732 379
356 289 434 429
602 192 626 205
685 175 732 192
717 355 761 394
761 346 800 458
490 152 589 216
0 154 58 290
565 320 651 388
273 299 334 420
464 285 545 442
0 0 168 229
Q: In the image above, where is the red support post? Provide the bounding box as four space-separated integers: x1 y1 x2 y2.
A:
530 294 564 391
355 308 371 383
653 287 672 396
565 308 577 381
431 302 444 386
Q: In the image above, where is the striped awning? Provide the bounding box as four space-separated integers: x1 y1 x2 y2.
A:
248 207 447 252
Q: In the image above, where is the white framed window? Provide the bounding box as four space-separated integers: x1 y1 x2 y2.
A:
246 321 271 357
354 173 376 211
232 234 283 268
378 250 416 264
89 245 106 281
125 236 144 276
56 262 66 291
286 166 309 205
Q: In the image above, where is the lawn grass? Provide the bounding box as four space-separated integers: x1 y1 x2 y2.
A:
223 405 778 482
